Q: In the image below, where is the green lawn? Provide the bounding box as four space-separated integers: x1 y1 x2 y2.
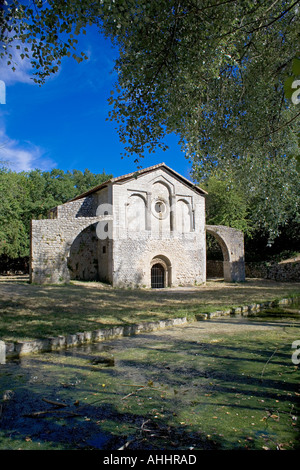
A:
0 276 299 342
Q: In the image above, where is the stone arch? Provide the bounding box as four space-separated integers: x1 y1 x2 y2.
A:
152 179 172 194
126 193 146 231
67 222 99 281
150 255 172 288
206 225 245 282
151 180 173 234
128 192 147 205
30 216 110 284
150 175 175 196
177 198 193 233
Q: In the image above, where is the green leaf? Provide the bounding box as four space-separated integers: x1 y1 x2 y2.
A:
284 76 295 100
292 58 300 76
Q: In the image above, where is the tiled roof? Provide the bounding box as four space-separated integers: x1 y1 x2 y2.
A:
70 162 207 201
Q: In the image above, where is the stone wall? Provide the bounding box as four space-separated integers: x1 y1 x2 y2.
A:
30 215 109 284
113 233 206 288
207 259 300 282
49 195 98 219
31 192 113 284
111 167 207 288
245 260 300 282
207 260 224 278
0 256 29 275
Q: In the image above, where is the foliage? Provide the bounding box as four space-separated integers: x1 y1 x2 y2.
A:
102 1 300 170
202 173 251 234
0 169 28 257
0 0 91 83
1 2 299 159
200 152 300 245
201 152 300 258
0 166 111 258
1 1 299 247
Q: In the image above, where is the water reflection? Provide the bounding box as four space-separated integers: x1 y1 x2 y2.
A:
0 302 299 450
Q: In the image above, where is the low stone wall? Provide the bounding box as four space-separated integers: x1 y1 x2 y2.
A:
207 259 300 282
1 296 298 362
207 260 223 278
1 317 188 361
245 260 300 282
195 297 294 320
0 256 29 275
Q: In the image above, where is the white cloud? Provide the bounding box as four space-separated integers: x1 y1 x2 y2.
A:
0 59 33 86
0 128 56 172
0 38 61 85
0 42 35 85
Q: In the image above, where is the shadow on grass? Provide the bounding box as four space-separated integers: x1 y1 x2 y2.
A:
1 311 300 451
0 278 299 341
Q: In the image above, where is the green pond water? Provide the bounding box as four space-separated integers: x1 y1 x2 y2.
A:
0 302 299 451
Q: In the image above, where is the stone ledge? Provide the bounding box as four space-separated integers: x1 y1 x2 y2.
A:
1 295 298 362
2 317 188 360
194 296 299 322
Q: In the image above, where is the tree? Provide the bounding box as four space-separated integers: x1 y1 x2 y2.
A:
0 168 29 258
0 167 112 259
1 1 299 243
103 1 300 170
200 154 300 249
1 2 298 160
202 172 251 235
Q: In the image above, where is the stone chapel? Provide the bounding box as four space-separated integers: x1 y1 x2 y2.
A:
30 163 245 287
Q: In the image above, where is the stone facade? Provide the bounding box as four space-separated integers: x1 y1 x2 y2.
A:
30 163 245 287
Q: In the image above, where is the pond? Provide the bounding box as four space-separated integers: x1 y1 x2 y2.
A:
0 302 299 451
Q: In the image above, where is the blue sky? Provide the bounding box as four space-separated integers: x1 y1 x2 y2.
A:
0 26 193 181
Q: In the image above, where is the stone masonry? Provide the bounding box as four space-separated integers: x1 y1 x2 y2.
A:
30 163 245 287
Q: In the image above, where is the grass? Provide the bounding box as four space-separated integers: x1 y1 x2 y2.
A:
0 275 299 342
0 311 299 450
0 276 299 450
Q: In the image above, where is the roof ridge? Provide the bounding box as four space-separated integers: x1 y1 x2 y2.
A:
69 162 206 202
110 162 166 183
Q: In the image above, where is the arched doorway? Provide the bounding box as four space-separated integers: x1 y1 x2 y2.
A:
151 263 165 288
150 255 171 288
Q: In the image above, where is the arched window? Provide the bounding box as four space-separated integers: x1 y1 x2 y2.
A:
127 194 146 231
177 199 192 233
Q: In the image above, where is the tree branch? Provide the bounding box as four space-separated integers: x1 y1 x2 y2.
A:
248 0 299 34
254 110 300 141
